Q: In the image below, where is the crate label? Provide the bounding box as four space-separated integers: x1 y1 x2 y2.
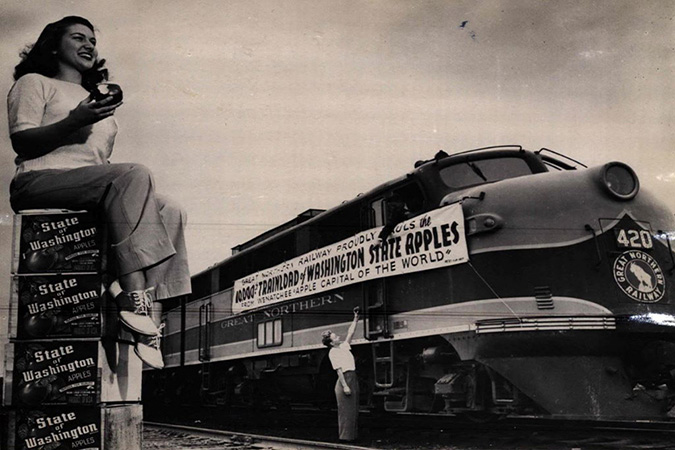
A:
13 342 99 407
17 212 102 273
15 406 100 450
16 275 102 339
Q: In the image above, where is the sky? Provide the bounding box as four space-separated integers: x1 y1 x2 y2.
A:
0 0 674 351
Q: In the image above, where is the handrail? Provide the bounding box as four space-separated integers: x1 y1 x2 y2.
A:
537 147 588 169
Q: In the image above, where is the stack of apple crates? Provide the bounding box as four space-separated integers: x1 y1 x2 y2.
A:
3 210 143 450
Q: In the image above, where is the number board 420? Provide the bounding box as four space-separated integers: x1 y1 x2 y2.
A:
614 228 653 249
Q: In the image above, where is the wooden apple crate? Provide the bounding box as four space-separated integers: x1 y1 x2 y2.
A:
8 274 135 342
3 340 142 408
6 403 142 450
12 210 106 275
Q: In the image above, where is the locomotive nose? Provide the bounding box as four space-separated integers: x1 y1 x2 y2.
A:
598 162 640 200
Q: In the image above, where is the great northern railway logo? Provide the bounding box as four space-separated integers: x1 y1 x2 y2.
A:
613 250 665 303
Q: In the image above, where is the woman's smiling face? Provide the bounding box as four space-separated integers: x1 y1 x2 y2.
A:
56 23 98 74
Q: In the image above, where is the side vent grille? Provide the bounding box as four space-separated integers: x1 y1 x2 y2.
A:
534 286 555 310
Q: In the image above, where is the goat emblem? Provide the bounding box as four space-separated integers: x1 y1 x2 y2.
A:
613 250 665 303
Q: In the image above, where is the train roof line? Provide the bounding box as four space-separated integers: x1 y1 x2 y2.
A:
230 208 326 254
413 144 524 168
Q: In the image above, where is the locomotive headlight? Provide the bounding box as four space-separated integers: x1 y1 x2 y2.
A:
601 162 639 200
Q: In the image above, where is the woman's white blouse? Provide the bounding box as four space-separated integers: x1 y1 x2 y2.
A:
8 73 117 174
329 342 356 372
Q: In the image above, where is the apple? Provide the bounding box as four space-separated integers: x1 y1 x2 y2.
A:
91 83 123 103
24 249 59 272
18 380 51 406
24 312 55 337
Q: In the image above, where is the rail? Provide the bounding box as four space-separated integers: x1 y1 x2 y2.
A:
144 422 381 450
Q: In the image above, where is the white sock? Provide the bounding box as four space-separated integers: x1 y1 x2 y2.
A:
108 280 123 298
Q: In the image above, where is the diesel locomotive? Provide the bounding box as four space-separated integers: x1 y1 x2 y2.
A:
144 145 675 421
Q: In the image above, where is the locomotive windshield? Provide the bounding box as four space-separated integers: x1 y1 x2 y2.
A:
439 157 533 189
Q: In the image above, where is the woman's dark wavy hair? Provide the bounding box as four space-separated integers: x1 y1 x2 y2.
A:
13 16 109 91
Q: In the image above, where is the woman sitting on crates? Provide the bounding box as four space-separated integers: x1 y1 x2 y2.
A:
6 16 191 369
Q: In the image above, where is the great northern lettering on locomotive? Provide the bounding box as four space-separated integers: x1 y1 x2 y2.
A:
144 145 675 421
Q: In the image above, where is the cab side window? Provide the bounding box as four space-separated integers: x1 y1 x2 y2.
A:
363 182 425 240
390 182 425 215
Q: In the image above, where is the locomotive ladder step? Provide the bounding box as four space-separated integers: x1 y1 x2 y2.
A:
367 329 384 338
201 363 211 391
371 387 406 397
372 340 395 388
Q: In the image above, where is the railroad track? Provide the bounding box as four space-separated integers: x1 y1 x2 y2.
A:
145 404 675 449
143 422 380 450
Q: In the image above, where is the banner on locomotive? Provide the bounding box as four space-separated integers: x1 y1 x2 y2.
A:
233 203 469 313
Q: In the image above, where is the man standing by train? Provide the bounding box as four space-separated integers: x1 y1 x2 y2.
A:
321 307 360 443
